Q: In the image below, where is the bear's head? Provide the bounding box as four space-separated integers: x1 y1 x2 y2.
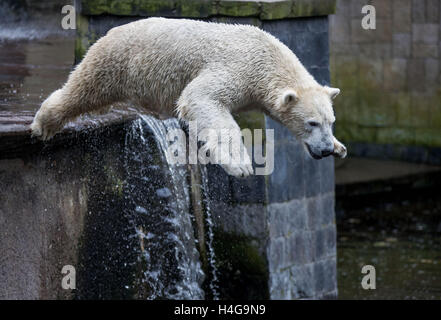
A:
276 85 346 160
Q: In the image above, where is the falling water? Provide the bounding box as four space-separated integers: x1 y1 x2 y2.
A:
124 115 205 299
200 165 221 300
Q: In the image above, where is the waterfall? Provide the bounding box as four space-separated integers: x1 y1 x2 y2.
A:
120 114 224 300
124 115 205 299
199 165 220 300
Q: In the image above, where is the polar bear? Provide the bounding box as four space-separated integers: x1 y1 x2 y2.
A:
30 18 346 177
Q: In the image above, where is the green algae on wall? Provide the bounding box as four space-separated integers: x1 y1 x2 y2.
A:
332 56 441 149
334 89 441 149
78 0 336 18
329 0 441 151
212 229 269 299
234 111 266 132
217 0 260 17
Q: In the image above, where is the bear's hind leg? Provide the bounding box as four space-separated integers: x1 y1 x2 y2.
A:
31 75 118 140
31 40 125 140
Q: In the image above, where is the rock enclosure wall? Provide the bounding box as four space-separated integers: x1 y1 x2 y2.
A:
330 0 441 163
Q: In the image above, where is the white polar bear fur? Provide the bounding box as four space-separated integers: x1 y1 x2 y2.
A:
30 17 346 177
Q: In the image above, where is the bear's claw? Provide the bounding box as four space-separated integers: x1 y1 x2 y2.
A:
221 161 254 178
30 118 62 141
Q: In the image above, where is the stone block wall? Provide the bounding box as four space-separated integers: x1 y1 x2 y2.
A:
330 0 441 162
205 16 337 300
263 18 337 299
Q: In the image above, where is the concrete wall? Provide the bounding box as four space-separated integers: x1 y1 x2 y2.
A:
0 124 127 299
330 0 441 163
203 17 336 300
263 18 337 299
1 120 205 300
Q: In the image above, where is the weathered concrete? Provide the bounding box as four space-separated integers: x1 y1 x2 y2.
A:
0 123 127 299
1 119 205 300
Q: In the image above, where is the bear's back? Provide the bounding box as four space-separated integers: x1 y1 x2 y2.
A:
108 18 281 69
91 18 298 111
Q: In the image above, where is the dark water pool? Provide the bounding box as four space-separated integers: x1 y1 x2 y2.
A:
337 191 441 299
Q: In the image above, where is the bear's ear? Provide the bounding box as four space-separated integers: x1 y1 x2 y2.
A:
282 90 298 105
325 86 340 100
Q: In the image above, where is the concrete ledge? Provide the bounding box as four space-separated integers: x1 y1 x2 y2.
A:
78 0 336 19
0 110 137 159
335 157 441 199
346 141 441 166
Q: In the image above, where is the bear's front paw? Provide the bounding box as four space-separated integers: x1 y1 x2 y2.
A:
216 147 254 177
198 129 254 177
221 161 254 178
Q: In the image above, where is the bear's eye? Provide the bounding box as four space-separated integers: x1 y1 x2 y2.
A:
308 121 320 127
